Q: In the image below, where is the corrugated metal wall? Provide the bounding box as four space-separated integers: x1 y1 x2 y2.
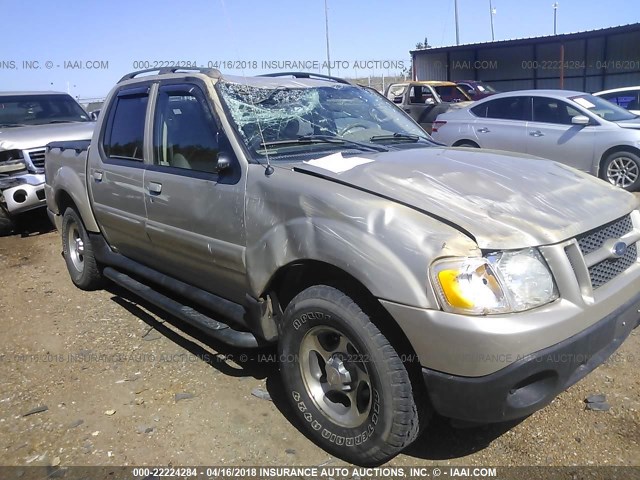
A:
413 26 640 93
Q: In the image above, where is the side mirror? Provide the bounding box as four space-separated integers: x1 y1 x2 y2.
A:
89 110 100 121
571 115 590 126
393 96 403 104
468 89 476 96
425 98 436 106
216 153 231 172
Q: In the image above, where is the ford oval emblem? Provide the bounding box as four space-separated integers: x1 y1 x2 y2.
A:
612 241 628 259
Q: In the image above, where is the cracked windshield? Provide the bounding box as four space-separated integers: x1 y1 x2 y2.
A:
218 79 431 160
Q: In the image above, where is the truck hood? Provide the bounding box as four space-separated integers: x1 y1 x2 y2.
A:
294 147 638 250
0 122 95 151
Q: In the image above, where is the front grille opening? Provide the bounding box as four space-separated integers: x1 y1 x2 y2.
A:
576 215 633 256
588 243 637 289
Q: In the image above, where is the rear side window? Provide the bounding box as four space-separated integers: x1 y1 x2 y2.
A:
103 90 149 161
472 97 528 121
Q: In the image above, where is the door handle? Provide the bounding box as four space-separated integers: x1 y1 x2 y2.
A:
147 182 162 194
477 127 491 133
92 170 103 182
529 130 545 137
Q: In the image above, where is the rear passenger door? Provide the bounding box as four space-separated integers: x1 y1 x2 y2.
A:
89 86 150 261
142 82 248 303
470 96 530 153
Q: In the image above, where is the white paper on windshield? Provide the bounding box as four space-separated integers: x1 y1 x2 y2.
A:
573 97 595 109
304 153 373 174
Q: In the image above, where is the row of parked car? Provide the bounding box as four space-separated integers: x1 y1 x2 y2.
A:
384 80 640 191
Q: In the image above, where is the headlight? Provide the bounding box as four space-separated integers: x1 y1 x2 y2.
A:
430 248 558 315
0 149 26 174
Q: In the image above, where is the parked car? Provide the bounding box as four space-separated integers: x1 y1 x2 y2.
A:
456 80 499 99
594 86 640 115
431 90 640 191
0 91 95 235
46 68 640 466
384 80 472 133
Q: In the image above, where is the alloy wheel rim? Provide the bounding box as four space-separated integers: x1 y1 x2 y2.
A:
607 157 639 188
68 222 85 273
299 325 372 428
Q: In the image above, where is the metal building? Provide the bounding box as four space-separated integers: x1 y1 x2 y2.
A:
411 23 640 93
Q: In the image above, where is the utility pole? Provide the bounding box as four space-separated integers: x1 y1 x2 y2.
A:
454 0 460 45
553 2 559 35
489 0 496 41
324 0 331 75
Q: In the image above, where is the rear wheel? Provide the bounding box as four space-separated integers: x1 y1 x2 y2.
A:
278 285 421 466
600 151 640 191
61 208 103 290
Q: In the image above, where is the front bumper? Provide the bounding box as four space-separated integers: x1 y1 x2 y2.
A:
1 174 46 214
421 291 640 422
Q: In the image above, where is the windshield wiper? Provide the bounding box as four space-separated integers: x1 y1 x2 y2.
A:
0 123 28 128
369 132 429 143
260 134 389 152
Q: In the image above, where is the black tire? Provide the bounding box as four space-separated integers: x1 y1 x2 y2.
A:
278 285 421 466
0 204 15 237
455 141 479 148
61 208 103 290
600 150 640 191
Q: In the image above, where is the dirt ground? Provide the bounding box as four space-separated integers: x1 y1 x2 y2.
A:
0 209 638 471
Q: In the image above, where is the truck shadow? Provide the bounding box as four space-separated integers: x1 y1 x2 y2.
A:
402 415 524 461
106 284 278 380
106 282 524 462
13 209 55 237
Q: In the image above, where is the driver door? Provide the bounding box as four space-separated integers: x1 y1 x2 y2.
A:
142 82 248 303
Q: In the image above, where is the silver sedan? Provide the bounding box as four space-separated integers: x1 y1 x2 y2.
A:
431 90 640 191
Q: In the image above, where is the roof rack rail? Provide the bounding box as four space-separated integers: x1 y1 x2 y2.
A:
118 67 221 83
258 71 351 85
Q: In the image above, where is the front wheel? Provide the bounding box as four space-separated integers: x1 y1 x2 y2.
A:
0 203 15 236
61 208 103 290
278 285 421 466
600 151 640 191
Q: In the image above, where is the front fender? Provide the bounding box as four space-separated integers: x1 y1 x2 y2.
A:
246 202 479 309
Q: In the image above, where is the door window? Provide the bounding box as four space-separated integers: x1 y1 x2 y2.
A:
103 91 148 161
409 86 435 104
471 96 529 121
153 85 220 173
532 97 582 125
600 92 640 111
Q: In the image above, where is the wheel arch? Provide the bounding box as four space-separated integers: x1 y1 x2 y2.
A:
598 145 640 178
452 139 480 148
50 166 100 232
265 259 424 377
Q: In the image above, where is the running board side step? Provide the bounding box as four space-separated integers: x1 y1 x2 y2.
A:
103 267 260 348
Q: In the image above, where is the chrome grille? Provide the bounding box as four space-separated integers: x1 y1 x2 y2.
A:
588 243 637 289
25 148 46 169
576 215 633 256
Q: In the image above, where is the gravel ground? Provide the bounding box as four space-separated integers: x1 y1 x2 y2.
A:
0 209 638 472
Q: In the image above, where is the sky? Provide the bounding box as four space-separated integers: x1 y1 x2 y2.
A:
1 0 639 99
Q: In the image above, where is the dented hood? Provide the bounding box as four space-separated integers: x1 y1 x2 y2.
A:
0 122 95 151
294 147 638 250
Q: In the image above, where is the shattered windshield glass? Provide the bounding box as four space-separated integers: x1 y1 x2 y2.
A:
217 80 432 161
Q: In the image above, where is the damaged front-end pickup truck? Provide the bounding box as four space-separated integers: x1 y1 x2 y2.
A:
45 68 640 466
0 91 94 235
